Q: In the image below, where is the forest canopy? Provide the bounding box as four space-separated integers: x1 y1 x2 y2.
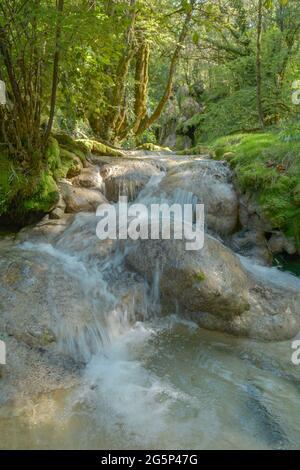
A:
1 0 300 227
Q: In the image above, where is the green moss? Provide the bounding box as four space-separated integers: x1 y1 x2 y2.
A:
46 137 83 180
293 184 300 205
76 139 124 157
46 137 61 175
195 272 206 282
54 133 87 162
1 134 84 223
23 171 59 213
0 151 27 217
56 148 82 179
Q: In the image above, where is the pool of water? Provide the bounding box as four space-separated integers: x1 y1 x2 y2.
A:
274 255 300 277
1 317 299 450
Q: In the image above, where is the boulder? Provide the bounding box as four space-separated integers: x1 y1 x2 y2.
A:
229 229 273 265
16 214 74 243
158 159 238 235
0 248 110 362
239 191 273 232
71 167 104 190
126 235 250 320
59 181 107 213
100 160 161 202
49 207 65 220
126 234 300 341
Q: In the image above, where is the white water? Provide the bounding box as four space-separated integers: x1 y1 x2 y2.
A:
1 159 300 450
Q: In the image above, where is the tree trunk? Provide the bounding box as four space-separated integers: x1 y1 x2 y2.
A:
107 0 137 142
132 40 150 134
136 0 196 136
43 0 64 146
256 0 264 129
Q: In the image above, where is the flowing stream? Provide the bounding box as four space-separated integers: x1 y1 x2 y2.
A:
0 155 300 450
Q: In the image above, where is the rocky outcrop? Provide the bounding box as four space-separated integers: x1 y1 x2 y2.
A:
268 232 297 256
59 181 107 213
126 236 250 319
158 159 238 236
100 160 161 202
238 191 298 258
229 229 273 265
71 167 104 190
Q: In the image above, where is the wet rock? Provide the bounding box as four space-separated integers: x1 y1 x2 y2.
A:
0 335 79 408
229 229 273 265
49 207 65 220
100 160 161 202
54 213 116 261
59 181 107 213
158 159 238 235
268 233 297 256
126 235 250 320
16 215 74 243
71 167 104 190
126 234 300 341
239 192 273 232
0 249 111 361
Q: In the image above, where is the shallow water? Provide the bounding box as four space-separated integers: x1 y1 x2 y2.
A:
1 315 300 450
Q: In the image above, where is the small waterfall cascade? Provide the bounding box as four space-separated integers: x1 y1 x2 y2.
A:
1 153 300 450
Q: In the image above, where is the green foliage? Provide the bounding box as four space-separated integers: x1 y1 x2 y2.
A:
195 88 258 142
0 155 59 222
0 151 26 217
0 135 85 223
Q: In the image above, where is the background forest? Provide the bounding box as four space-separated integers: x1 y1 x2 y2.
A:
1 0 300 247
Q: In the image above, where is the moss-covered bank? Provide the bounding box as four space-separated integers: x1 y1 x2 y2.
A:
204 131 300 252
0 135 121 226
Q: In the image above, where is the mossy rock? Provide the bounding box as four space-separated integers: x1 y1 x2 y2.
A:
223 152 236 161
22 171 59 214
137 143 172 152
208 131 300 252
46 138 83 180
59 148 82 178
76 139 124 157
46 137 61 176
293 185 300 206
54 133 87 162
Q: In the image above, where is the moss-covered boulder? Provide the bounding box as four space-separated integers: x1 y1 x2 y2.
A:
76 139 124 157
137 143 172 152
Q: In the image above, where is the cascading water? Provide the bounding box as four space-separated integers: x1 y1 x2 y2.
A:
1 154 300 450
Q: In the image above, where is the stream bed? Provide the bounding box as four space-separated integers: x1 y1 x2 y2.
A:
0 154 300 450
